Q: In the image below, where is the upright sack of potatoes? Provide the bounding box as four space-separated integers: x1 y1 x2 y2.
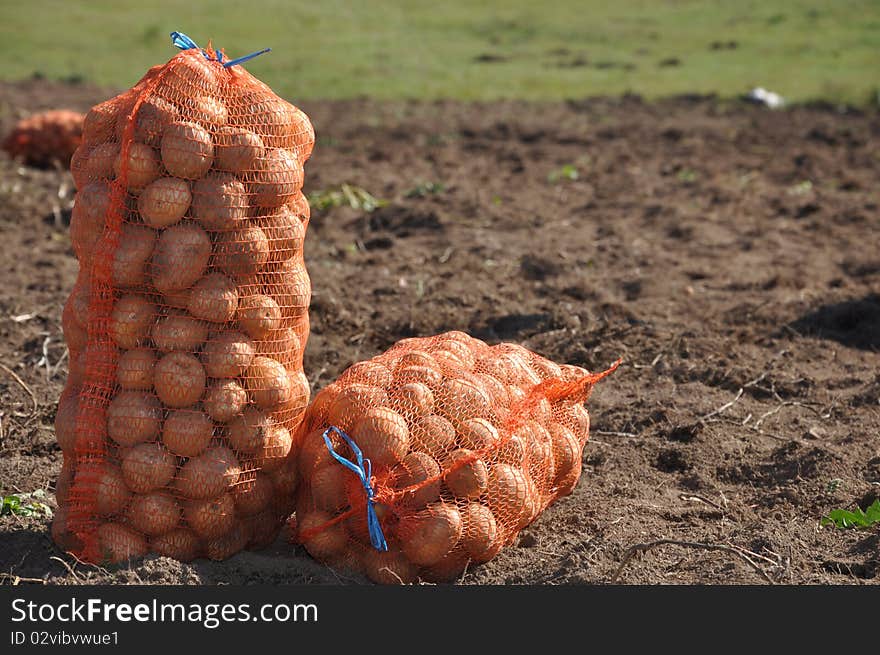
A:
53 33 314 564
292 331 618 583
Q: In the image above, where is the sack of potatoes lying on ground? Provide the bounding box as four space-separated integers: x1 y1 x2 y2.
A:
2 109 85 167
52 32 314 565
291 331 618 584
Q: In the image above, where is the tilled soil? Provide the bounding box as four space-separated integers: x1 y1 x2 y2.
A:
0 79 877 585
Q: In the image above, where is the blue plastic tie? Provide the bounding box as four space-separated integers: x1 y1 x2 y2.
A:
169 31 271 67
223 47 272 68
170 31 200 51
322 426 388 552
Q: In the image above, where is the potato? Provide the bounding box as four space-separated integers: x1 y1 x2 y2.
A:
107 391 162 446
187 273 239 323
394 365 443 391
160 51 219 94
51 505 84 553
97 522 148 563
112 223 156 288
258 205 304 263
92 462 132 515
289 190 310 223
261 260 311 322
161 286 192 310
274 368 311 424
227 407 271 454
437 375 493 422
54 458 75 505
109 294 155 349
151 527 200 561
390 382 434 416
154 351 206 408
205 521 251 560
121 442 177 493
419 551 471 584
214 127 264 173
433 338 477 370
497 434 527 467
268 462 299 496
392 451 441 509
116 348 156 391
461 502 500 563
180 95 228 131
162 409 214 458
244 356 293 410
351 407 409 468
443 449 488 499
570 403 590 436
395 350 436 369
232 471 273 515
362 548 418 585
531 357 563 380
82 99 119 143
253 424 292 471
70 181 109 260
55 392 80 454
476 373 509 408
237 294 281 340
252 148 303 207
214 226 270 275
127 491 181 536
232 94 299 149
151 312 209 352
71 343 119 397
203 379 248 423
345 361 393 389
456 417 499 451
522 421 555 491
184 492 235 540
410 414 456 460
298 510 347 560
114 142 161 190
119 95 180 145
160 121 213 179
191 173 248 230
326 384 389 431
68 281 92 326
62 316 88 358
548 422 582 494
486 463 531 526
398 503 463 567
138 176 191 228
253 327 300 368
310 464 351 512
298 428 339 476
84 142 119 180
201 331 255 378
151 223 211 293
290 106 315 162
176 445 241 499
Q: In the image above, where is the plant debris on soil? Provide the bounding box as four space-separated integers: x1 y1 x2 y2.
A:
0 79 878 585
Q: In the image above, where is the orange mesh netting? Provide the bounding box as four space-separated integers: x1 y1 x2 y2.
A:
53 32 314 564
291 332 619 583
2 109 84 167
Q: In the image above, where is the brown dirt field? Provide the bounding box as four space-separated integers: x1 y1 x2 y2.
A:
0 79 877 585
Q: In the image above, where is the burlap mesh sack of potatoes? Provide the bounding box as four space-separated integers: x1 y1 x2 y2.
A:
292 331 618 583
53 32 314 564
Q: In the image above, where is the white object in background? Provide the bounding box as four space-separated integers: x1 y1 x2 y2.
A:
746 87 786 109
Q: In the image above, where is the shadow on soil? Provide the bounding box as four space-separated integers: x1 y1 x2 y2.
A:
789 294 880 350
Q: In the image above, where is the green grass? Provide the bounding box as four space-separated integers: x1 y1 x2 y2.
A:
0 1 877 104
